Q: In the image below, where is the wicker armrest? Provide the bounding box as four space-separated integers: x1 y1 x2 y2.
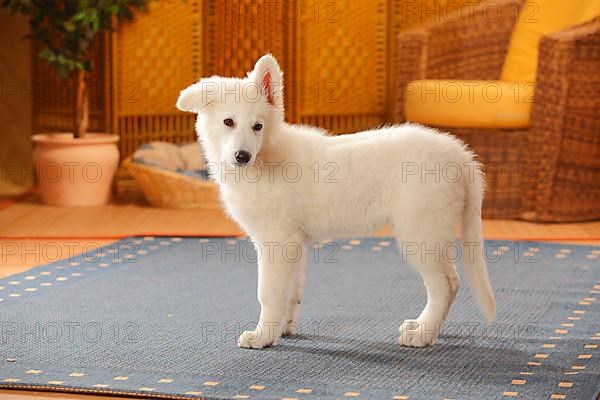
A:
527 17 600 221
392 0 523 122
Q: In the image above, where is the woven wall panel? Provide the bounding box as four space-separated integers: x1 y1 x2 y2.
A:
203 0 286 77
113 1 200 116
113 0 201 159
294 0 388 133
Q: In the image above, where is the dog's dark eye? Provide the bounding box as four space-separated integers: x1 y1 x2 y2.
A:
223 118 234 127
253 123 263 132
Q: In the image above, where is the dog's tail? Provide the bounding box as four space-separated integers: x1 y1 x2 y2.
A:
460 162 496 322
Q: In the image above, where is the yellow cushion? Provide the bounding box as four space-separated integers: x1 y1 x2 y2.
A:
404 80 535 128
501 0 600 82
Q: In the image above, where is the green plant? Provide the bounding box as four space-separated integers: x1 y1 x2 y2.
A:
2 0 154 137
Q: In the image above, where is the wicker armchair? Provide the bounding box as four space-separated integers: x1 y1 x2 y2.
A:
392 0 600 222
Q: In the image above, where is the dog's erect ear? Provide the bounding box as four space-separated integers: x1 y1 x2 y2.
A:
176 81 213 113
251 54 284 110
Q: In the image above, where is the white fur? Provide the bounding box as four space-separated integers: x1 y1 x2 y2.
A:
177 54 496 349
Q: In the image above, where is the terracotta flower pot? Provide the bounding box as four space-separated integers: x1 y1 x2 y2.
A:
32 133 120 207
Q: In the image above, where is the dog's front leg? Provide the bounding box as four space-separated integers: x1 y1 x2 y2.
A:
238 240 301 349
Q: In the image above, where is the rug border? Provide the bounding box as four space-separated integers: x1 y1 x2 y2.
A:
0 383 221 399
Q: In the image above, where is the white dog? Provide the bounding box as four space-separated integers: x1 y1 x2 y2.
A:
176 55 496 349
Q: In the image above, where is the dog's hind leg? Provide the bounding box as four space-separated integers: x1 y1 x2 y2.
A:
282 254 306 336
394 220 460 347
238 237 303 349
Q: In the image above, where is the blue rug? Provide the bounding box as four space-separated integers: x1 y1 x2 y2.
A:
0 237 598 400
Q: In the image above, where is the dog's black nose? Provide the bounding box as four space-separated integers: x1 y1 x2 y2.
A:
235 150 251 165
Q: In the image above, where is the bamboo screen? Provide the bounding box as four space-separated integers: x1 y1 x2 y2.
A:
112 0 201 160
33 0 478 160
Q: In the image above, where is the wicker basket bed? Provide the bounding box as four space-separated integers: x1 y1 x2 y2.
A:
125 159 220 210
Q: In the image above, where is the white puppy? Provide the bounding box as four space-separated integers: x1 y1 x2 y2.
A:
177 55 496 349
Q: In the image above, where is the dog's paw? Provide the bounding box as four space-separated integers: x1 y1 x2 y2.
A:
398 319 439 347
282 321 299 337
237 329 279 349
